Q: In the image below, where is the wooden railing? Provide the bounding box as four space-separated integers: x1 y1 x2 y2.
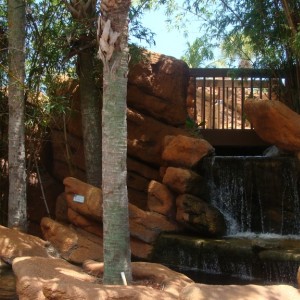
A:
188 68 286 130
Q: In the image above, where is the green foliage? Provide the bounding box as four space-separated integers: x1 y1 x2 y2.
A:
181 37 213 67
185 116 204 137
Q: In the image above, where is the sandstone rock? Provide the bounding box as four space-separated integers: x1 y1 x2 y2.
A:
129 204 181 243
41 217 103 264
64 177 103 221
128 85 186 126
128 51 189 126
162 135 214 168
67 208 103 238
13 256 97 300
0 225 50 263
83 260 194 298
43 282 177 300
14 256 181 300
65 205 154 259
130 237 154 260
244 99 300 152
127 108 189 166
163 167 205 196
127 157 160 181
179 283 300 300
176 194 226 237
65 176 148 215
55 192 68 222
147 180 175 216
41 217 153 260
63 177 181 245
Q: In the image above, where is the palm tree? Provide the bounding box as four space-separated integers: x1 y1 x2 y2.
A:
97 0 132 285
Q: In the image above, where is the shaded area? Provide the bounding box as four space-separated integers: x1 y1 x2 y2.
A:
0 268 17 300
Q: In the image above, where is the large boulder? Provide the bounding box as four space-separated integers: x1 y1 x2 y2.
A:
179 283 300 300
0 225 50 263
147 180 176 217
62 177 181 245
128 85 186 126
163 167 205 197
40 217 103 264
127 108 190 166
67 208 103 238
63 177 103 221
127 157 160 181
162 135 214 168
129 204 181 243
13 256 97 300
176 194 226 237
41 217 153 261
128 51 189 126
13 256 192 300
244 99 300 152
83 260 194 299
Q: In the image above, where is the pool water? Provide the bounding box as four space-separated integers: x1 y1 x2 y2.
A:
0 268 17 300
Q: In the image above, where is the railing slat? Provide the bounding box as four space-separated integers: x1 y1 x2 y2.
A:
188 68 286 131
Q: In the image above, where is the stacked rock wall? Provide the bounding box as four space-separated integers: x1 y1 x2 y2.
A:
50 52 190 209
42 52 226 261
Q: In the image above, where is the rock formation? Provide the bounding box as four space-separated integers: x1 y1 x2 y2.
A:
244 99 300 152
37 52 227 263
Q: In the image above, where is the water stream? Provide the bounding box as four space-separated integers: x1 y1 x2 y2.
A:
152 156 300 285
200 156 300 236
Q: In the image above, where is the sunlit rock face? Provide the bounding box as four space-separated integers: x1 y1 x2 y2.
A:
244 99 300 152
49 52 191 209
128 51 189 126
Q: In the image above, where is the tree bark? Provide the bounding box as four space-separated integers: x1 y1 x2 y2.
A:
78 48 102 187
98 0 132 285
63 0 102 187
7 0 27 230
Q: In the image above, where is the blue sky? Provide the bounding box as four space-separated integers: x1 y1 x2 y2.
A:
130 6 195 59
129 3 224 66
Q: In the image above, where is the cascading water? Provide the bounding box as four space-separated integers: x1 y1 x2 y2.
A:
152 156 300 286
200 156 300 236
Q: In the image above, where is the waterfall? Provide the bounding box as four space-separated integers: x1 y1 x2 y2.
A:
152 156 300 286
200 156 300 236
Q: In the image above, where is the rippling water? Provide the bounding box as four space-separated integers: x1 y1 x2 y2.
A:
0 268 17 300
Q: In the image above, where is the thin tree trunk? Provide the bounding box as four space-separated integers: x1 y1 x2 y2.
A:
98 0 132 285
280 0 300 111
7 0 27 230
78 48 102 187
63 0 102 187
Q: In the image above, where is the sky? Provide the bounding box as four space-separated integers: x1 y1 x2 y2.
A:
129 3 224 66
130 6 197 60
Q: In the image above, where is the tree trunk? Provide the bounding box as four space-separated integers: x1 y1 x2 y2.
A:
98 0 132 285
7 0 27 230
63 0 102 187
78 48 102 187
280 0 300 112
